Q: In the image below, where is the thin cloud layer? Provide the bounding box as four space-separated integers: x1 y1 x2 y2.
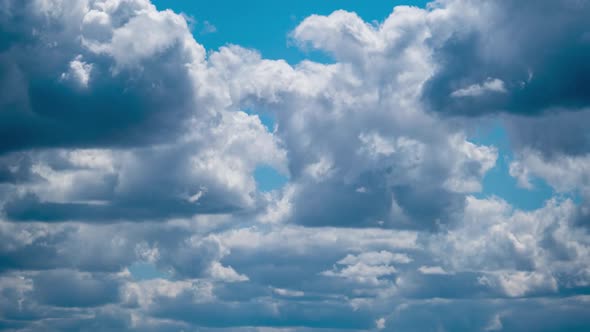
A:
1 0 590 331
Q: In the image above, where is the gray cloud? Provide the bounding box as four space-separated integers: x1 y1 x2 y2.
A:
0 0 203 153
423 0 590 116
1 0 590 331
32 270 120 307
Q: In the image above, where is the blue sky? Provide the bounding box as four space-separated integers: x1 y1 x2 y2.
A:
470 123 555 210
1 0 590 331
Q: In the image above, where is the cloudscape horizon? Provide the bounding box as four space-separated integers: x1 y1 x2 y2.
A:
1 0 590 331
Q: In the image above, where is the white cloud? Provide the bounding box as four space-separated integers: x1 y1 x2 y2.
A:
495 271 557 297
485 314 503 331
418 266 450 275
61 55 93 87
375 317 386 329
82 4 204 69
208 262 249 283
510 150 590 196
451 78 507 98
272 287 304 297
2 0 590 331
338 251 412 266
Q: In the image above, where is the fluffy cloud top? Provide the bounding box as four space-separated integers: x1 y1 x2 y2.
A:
1 0 590 331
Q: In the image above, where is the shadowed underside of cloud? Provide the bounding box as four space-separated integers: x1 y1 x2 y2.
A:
0 0 201 152
1 0 590 331
422 0 590 116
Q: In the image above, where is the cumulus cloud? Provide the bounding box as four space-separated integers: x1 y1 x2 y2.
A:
423 0 590 116
1 0 590 331
206 13 498 229
0 0 206 152
450 78 506 98
0 0 287 221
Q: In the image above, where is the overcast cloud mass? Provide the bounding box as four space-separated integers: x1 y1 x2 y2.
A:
1 0 590 331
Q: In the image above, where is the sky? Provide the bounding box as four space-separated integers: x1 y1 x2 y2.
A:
151 0 430 62
1 0 590 331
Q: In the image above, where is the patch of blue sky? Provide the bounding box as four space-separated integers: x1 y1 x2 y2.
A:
469 122 555 211
244 108 276 132
129 262 169 280
255 165 289 192
244 109 289 192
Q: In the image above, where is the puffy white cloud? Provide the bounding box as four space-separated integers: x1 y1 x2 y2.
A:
1 0 590 331
321 257 397 286
509 151 590 195
429 196 590 297
202 8 498 229
451 78 507 98
60 55 93 87
417 266 449 275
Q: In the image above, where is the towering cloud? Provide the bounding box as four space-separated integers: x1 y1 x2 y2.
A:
1 0 589 331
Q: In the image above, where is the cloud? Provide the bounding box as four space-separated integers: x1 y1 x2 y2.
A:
32 269 120 307
1 0 590 331
0 0 288 222
0 0 206 152
0 91 285 223
504 109 590 158
450 78 506 98
422 0 590 116
60 55 93 88
208 14 497 229
417 266 449 275
200 20 217 35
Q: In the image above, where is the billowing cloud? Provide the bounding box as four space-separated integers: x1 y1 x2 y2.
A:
1 0 590 331
0 0 287 221
0 0 205 151
423 0 590 116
